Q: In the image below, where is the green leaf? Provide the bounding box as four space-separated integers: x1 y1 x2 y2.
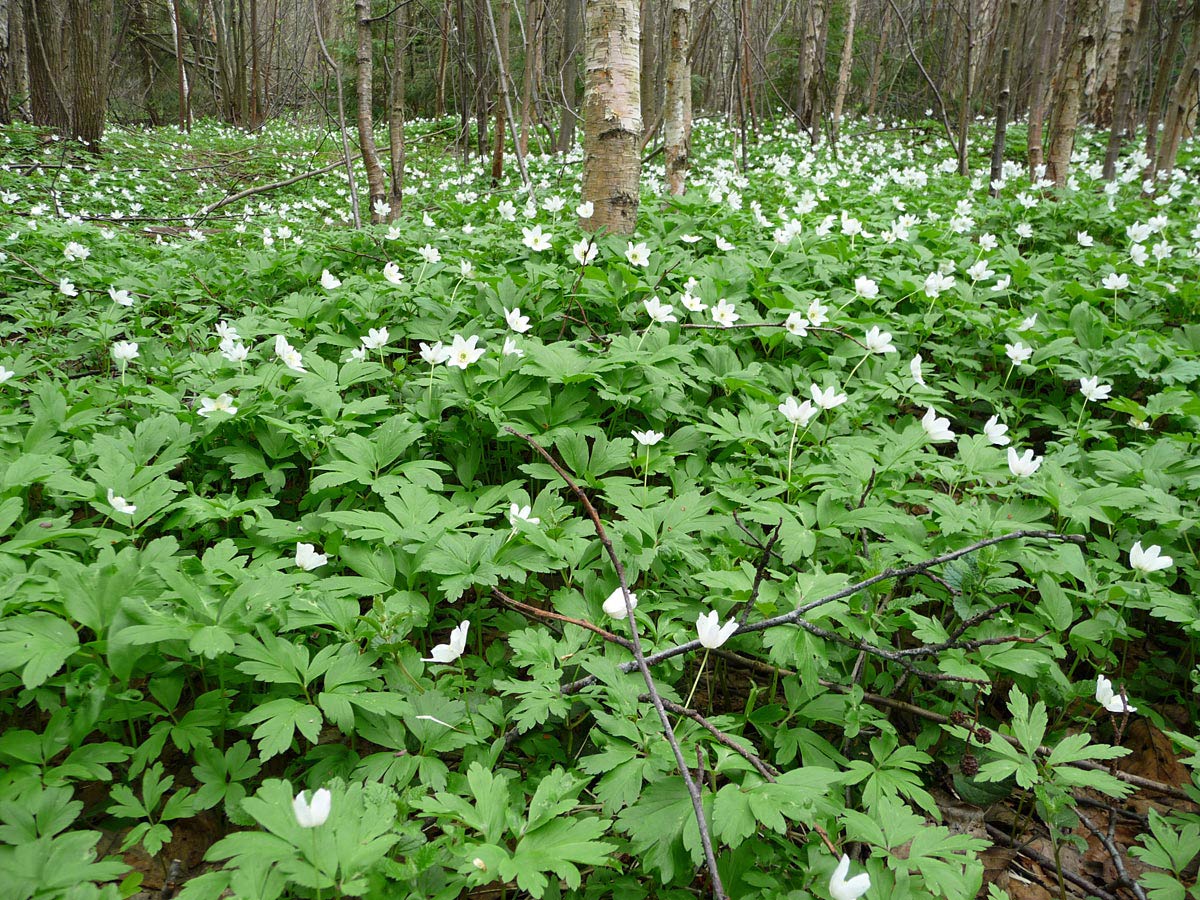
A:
0 613 79 689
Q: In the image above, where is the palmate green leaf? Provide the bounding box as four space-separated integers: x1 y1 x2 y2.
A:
0 613 79 689
524 767 585 833
0 784 83 843
499 816 617 898
494 677 571 732
0 831 128 899
1006 687 1047 756
1046 731 1129 766
421 532 503 601
238 698 323 760
615 776 708 884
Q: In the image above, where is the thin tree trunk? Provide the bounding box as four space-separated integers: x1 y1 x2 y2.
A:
1045 0 1100 186
989 0 1017 193
519 0 543 155
0 0 11 125
388 0 406 219
957 0 974 175
1026 0 1059 176
1091 0 1126 126
830 0 859 143
1143 0 1186 168
490 0 510 181
640 0 659 133
1100 0 1146 178
866 2 891 117
485 0 531 186
1153 0 1200 176
250 0 261 125
475 0 488 156
456 0 468 152
557 0 582 150
435 0 450 116
664 0 690 194
313 0 361 228
579 0 642 233
355 0 387 222
170 0 191 131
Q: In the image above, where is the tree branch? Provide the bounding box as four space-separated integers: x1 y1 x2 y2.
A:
504 427 726 899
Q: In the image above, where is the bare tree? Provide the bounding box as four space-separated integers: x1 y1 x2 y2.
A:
388 0 407 220
988 0 1018 192
1026 0 1060 175
556 0 582 150
664 0 690 194
169 0 191 131
1100 0 1147 179
519 0 545 154
579 0 642 232
1045 0 1101 186
354 0 387 222
1143 0 1187 169
1153 0 1200 176
830 0 860 143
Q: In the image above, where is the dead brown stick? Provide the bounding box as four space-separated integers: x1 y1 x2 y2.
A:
504 427 726 899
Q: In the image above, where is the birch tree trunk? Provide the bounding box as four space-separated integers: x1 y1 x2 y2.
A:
1091 0 1125 126
170 0 191 131
830 0 859 143
663 0 690 194
388 0 406 219
866 2 891 117
579 0 642 233
1045 0 1100 186
1026 0 1059 176
795 0 828 137
354 0 387 222
1100 0 1145 179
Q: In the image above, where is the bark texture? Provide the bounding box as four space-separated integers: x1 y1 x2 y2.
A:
354 0 387 222
388 0 407 219
1100 0 1146 179
830 0 859 143
663 0 690 194
557 0 583 150
1154 1 1200 176
67 0 114 151
580 0 643 233
1045 0 1100 186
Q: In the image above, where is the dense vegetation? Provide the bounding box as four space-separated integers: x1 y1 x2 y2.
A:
1 119 1199 900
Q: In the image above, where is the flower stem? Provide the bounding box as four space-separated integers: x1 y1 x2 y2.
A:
313 830 322 900
459 658 478 736
845 352 869 385
674 649 710 730
785 422 799 501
